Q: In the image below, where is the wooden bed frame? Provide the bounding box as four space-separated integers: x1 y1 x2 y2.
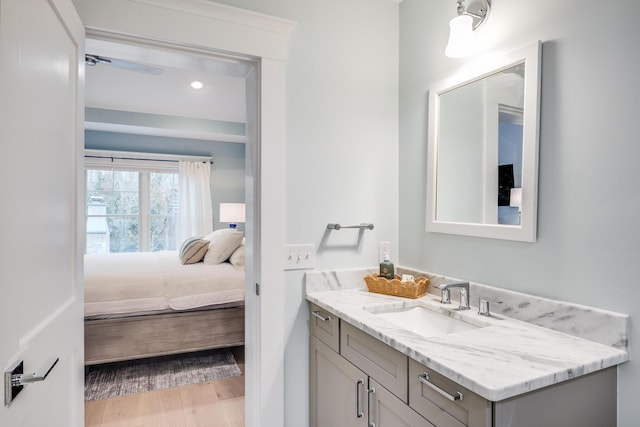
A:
84 306 244 365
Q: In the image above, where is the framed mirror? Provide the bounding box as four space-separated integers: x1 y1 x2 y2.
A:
426 41 541 242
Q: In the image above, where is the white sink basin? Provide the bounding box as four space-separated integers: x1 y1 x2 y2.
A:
369 305 480 338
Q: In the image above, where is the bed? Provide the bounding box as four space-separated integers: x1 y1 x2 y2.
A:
84 250 245 365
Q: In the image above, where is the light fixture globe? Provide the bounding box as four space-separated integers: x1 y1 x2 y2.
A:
445 14 474 58
445 0 491 58
190 80 204 90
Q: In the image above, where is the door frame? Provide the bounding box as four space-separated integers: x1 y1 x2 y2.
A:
73 1 296 425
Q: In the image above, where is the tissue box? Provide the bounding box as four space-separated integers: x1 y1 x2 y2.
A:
363 274 429 299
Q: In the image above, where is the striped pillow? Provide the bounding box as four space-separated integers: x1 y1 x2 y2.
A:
179 237 210 265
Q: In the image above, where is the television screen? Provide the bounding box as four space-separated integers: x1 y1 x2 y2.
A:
498 164 514 206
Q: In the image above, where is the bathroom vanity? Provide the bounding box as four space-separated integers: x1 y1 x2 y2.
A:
306 269 629 427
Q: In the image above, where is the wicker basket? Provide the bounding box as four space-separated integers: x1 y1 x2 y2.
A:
363 274 430 299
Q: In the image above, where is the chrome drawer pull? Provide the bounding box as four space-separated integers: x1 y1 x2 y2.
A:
355 379 364 418
312 310 332 322
418 372 464 401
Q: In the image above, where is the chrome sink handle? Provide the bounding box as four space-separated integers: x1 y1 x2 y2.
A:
478 297 503 316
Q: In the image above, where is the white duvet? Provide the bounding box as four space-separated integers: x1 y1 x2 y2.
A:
84 251 245 317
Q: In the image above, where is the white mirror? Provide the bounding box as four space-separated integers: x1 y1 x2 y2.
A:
426 41 541 242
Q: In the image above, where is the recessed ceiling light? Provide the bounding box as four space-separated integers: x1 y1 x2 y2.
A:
190 81 204 90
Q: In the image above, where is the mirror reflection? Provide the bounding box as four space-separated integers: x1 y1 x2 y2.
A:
426 41 540 242
436 63 525 226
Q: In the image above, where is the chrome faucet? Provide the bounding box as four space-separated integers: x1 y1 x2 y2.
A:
438 282 470 310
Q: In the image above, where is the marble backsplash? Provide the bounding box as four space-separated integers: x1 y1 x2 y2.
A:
305 267 629 351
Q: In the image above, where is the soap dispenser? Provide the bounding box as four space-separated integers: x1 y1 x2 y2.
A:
379 249 395 280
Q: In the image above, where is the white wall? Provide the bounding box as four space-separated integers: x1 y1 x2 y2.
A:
212 1 399 425
400 0 640 424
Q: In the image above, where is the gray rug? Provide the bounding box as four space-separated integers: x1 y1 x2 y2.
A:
84 349 242 401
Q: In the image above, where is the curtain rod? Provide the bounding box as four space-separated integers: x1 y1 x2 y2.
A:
84 154 213 164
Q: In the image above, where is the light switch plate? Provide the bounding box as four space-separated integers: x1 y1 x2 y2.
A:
284 244 316 270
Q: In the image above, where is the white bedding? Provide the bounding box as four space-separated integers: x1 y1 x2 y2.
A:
84 251 245 317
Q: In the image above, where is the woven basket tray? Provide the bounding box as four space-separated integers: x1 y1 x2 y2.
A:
363 274 430 299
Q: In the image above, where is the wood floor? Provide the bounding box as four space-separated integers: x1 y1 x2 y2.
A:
85 347 245 427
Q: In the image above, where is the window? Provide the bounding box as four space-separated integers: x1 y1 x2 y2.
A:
85 164 179 254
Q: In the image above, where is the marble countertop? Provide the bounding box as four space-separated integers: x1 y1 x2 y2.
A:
306 273 629 402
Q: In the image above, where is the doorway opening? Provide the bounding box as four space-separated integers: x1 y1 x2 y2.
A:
82 33 259 425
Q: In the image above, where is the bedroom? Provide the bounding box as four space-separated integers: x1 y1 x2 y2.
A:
83 37 251 423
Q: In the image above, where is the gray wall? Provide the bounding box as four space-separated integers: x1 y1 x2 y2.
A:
85 130 245 230
400 0 640 424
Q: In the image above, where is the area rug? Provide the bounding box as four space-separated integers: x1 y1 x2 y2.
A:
85 349 242 401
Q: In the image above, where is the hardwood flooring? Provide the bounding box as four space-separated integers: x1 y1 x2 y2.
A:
85 347 245 427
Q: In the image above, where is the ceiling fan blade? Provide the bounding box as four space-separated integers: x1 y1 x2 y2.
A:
85 54 163 75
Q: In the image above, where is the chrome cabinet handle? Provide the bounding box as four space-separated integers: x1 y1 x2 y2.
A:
418 372 463 401
355 379 364 418
312 310 332 322
367 387 376 427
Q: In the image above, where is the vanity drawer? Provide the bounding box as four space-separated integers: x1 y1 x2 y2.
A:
408 359 491 427
340 321 408 402
309 303 340 352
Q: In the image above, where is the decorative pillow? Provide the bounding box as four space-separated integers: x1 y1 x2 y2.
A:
202 228 244 265
229 243 245 269
179 237 210 265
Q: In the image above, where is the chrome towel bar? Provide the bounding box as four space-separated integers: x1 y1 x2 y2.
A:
327 223 374 230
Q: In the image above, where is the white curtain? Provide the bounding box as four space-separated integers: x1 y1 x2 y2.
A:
177 161 213 242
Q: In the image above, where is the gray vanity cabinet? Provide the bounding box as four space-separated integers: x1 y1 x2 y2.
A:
310 336 434 427
310 304 434 427
310 335 367 427
309 303 618 427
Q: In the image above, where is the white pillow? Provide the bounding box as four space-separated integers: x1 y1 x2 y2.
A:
202 228 244 265
229 244 245 269
178 237 210 265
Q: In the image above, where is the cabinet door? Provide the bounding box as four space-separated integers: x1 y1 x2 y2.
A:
310 336 368 427
369 378 435 427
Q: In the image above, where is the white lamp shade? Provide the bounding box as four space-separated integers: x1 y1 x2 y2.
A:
509 188 522 208
445 14 474 58
219 203 246 223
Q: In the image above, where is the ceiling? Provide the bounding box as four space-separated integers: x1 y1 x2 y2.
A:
85 38 251 142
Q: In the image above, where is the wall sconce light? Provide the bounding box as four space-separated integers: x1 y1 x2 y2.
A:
509 188 522 209
219 203 245 229
445 0 491 58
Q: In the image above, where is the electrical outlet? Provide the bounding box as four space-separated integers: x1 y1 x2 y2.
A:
284 244 316 270
379 241 391 263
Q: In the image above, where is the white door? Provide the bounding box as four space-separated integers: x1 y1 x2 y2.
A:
0 0 85 425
